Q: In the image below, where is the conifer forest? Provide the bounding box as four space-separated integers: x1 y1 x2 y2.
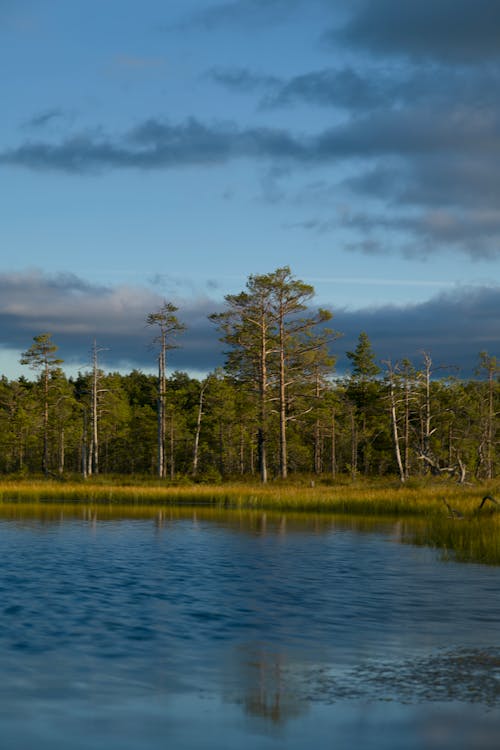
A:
1 268 498 483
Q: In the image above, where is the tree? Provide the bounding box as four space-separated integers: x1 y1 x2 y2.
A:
476 351 499 479
266 267 334 479
146 303 186 478
210 276 276 483
192 375 211 477
20 333 63 476
88 339 108 475
211 267 336 480
383 360 406 483
346 332 382 475
346 331 381 381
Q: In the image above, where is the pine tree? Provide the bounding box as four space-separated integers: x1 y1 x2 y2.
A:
147 303 186 478
20 333 63 476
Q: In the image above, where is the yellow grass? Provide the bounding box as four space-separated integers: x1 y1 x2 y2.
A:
0 478 498 564
0 477 497 517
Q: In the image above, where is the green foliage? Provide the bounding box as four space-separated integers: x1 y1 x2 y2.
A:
0 358 498 482
346 332 380 380
1 300 498 484
211 267 338 481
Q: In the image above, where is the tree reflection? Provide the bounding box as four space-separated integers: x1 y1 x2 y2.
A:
227 647 307 724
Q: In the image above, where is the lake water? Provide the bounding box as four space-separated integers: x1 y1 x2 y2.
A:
0 506 499 749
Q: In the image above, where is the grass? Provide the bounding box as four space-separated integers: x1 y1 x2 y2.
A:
403 515 500 566
0 476 497 517
0 476 498 565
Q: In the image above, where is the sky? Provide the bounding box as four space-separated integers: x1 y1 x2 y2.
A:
1 0 499 379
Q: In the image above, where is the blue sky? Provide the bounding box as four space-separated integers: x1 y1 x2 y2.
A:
1 0 499 378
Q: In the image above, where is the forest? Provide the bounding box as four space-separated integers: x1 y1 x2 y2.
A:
0 268 498 484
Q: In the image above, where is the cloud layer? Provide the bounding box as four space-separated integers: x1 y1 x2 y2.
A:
3 0 500 280
5 0 500 261
0 271 497 378
0 271 223 374
332 0 500 63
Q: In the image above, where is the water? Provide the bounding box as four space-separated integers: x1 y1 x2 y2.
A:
0 507 498 749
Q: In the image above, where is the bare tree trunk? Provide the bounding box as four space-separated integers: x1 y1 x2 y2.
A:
147 304 185 479
386 363 405 483
218 420 224 477
331 409 336 479
404 376 410 479
314 420 321 475
239 424 245 475
58 426 65 474
43 362 49 477
350 407 357 479
259 320 268 484
192 379 207 476
422 352 433 461
91 342 99 475
169 415 175 480
313 373 322 475
81 410 88 479
157 352 165 478
486 364 495 479
87 436 93 477
278 314 287 479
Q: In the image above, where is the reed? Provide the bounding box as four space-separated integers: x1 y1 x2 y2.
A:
0 478 497 518
403 515 500 566
1 481 498 565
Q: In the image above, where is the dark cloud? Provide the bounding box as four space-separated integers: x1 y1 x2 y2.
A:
332 0 500 63
210 66 391 111
345 153 500 219
4 105 500 258
313 107 500 160
208 68 280 94
0 119 308 173
264 67 389 110
0 270 223 374
323 203 500 260
4 104 499 174
0 271 497 378
178 0 306 30
334 285 500 377
260 66 500 112
23 108 64 129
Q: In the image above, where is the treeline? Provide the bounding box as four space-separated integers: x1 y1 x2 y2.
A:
0 267 498 483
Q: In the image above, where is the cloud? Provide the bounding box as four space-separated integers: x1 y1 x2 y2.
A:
210 66 391 111
332 0 500 63
177 0 307 30
0 118 311 174
312 204 500 260
0 270 223 374
212 64 500 113
4 104 500 258
264 67 390 110
23 108 65 129
0 271 497 379
334 285 500 376
208 68 280 95
4 104 498 173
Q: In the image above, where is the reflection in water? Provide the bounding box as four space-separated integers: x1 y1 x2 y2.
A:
223 645 500 719
301 648 500 707
227 647 307 724
404 516 500 565
0 503 498 748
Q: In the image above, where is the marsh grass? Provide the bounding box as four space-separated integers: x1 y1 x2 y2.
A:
404 515 500 566
0 477 497 517
0 478 498 564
